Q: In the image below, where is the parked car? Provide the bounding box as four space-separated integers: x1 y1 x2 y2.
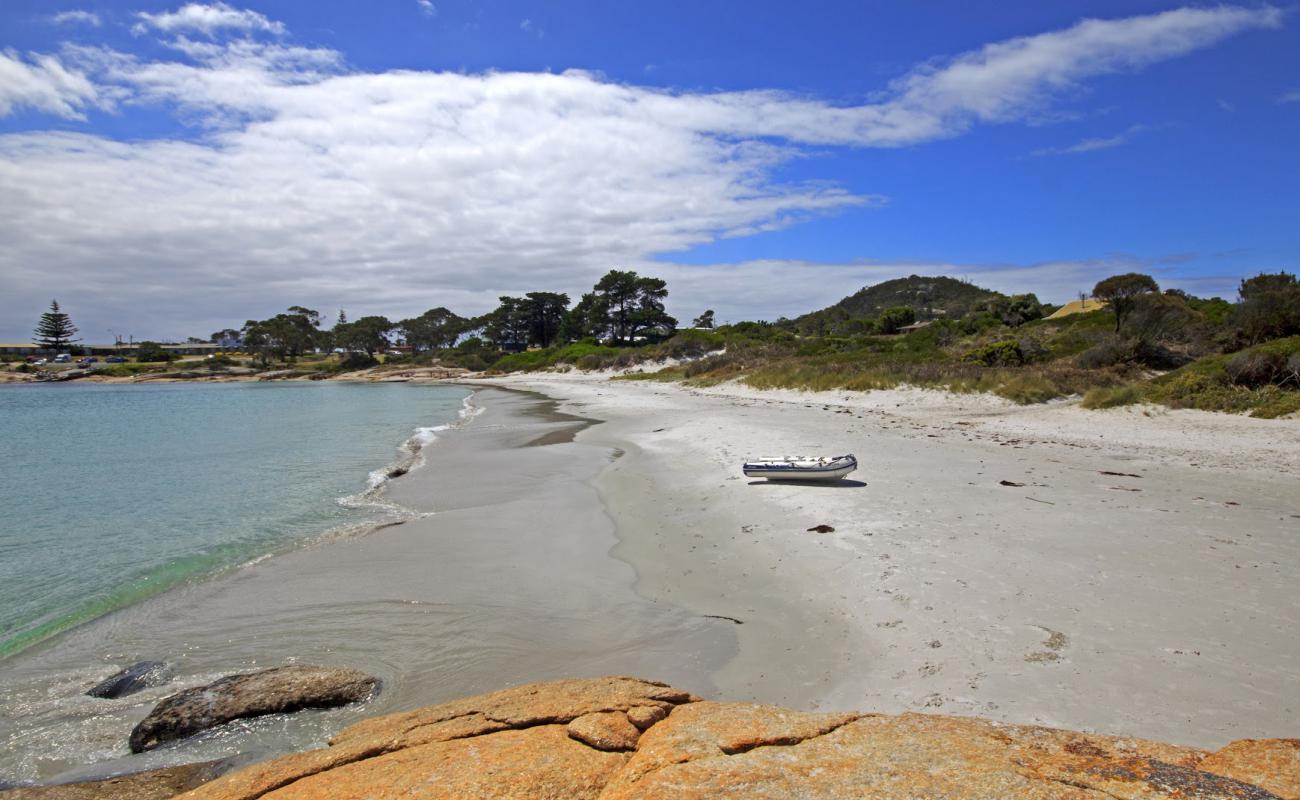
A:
105 356 126 363
34 358 48 365
54 354 72 363
76 357 98 366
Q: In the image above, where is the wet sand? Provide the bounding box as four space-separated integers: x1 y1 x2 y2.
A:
0 387 733 784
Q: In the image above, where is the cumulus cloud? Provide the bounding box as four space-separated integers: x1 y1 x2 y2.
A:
0 5 1284 339
132 2 286 37
0 49 103 119
50 10 101 27
417 1 436 18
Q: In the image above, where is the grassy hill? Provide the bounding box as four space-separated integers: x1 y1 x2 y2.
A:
791 275 1004 335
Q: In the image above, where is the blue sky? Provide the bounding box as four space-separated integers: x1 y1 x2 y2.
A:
0 1 1297 340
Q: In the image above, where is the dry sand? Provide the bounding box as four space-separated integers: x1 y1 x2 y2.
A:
476 372 1300 749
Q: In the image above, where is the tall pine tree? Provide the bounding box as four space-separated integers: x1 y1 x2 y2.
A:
34 300 80 350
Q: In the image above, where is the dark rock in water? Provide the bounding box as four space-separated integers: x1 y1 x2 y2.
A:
128 665 379 753
86 661 173 699
0 757 239 799
386 465 409 478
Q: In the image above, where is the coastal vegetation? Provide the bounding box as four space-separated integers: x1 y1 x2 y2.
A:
33 299 80 350
9 269 1298 416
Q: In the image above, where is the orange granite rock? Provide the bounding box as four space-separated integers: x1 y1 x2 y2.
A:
246 726 626 800
625 705 667 730
568 711 641 751
182 676 693 800
152 677 1296 800
1200 739 1300 799
603 705 1281 800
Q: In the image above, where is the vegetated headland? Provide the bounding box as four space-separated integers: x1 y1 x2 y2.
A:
7 269 1299 417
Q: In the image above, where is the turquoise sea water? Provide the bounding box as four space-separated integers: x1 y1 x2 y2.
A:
0 381 470 659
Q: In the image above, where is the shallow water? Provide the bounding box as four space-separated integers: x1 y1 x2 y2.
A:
0 386 733 785
0 381 471 659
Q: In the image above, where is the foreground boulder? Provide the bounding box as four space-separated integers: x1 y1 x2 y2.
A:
86 661 174 699
179 676 1297 800
128 666 379 753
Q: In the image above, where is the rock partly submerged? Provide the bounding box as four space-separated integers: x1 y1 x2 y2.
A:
86 661 174 700
0 758 239 800
128 665 379 754
8 676 1295 799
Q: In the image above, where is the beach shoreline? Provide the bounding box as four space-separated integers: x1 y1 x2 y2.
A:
474 372 1300 749
3 374 1296 787
0 384 732 786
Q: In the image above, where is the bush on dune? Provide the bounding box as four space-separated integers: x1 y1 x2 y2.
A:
1144 337 1300 417
1081 384 1144 409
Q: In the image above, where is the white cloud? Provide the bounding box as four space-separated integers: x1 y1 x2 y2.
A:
0 49 103 119
0 5 1284 338
1280 89 1300 104
864 6 1280 144
132 3 286 37
50 10 101 27
417 0 436 18
519 18 544 39
1030 123 1153 156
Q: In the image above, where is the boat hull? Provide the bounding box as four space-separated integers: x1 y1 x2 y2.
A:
743 464 857 481
742 455 858 481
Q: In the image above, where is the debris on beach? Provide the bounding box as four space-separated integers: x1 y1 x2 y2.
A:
1099 470 1143 478
806 524 836 533
1025 628 1069 663
998 480 1025 487
703 614 744 625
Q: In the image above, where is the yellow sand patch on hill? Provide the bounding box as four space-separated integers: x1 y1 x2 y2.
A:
1046 297 1107 319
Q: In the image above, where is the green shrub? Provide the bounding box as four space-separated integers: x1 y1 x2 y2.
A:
963 340 1025 367
1081 384 1144 409
993 374 1062 404
96 362 167 378
1225 350 1287 387
135 342 175 362
878 306 916 335
1144 337 1300 416
338 353 379 372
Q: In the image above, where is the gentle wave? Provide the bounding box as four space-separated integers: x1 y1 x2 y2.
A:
344 392 482 510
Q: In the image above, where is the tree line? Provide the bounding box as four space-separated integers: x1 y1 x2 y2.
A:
227 268 684 365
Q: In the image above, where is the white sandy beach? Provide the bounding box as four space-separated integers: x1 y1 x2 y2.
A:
2 376 1295 785
478 372 1300 749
